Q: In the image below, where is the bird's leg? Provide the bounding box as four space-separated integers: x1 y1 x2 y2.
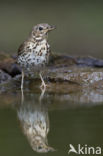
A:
21 87 24 104
39 72 47 89
39 86 46 102
21 69 24 90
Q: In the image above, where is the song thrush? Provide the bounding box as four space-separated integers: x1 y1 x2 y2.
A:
17 23 55 89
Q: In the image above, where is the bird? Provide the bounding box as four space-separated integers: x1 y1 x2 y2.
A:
17 23 55 89
17 93 55 153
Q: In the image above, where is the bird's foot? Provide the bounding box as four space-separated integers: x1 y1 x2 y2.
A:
40 82 47 90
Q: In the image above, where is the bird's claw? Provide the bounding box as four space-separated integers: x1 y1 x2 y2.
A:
40 83 47 90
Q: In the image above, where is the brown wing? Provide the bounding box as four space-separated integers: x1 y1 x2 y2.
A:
18 42 25 56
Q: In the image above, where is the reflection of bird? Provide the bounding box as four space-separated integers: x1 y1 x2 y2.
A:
17 23 55 89
68 144 77 154
17 93 54 153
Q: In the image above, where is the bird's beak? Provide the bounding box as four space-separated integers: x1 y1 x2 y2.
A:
48 25 56 31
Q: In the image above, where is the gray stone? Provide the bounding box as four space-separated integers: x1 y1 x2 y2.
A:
0 69 11 83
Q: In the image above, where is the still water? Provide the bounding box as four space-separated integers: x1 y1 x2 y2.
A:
0 83 103 156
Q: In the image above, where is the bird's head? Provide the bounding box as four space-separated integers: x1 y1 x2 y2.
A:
31 23 56 41
31 136 55 153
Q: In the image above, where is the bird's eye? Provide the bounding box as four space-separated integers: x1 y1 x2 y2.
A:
38 146 42 150
39 27 43 31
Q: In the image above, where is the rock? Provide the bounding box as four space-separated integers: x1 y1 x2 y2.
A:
49 54 77 67
47 66 103 87
0 69 11 83
1 53 103 106
0 52 21 77
1 52 103 89
49 54 103 67
76 56 103 67
46 55 103 86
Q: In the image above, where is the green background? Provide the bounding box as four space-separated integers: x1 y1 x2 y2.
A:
0 0 103 58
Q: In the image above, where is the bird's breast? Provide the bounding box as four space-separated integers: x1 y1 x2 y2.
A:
17 41 50 72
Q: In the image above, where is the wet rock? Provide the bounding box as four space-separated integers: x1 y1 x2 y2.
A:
0 52 21 77
49 54 103 67
1 52 103 89
46 55 103 86
46 66 103 87
49 54 77 67
76 56 103 67
0 69 11 83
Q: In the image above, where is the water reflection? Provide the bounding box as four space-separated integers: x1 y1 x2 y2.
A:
17 88 55 153
1 84 103 155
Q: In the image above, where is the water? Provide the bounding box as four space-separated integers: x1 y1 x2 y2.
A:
0 86 103 156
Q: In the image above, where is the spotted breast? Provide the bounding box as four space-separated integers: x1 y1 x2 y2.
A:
17 39 50 72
